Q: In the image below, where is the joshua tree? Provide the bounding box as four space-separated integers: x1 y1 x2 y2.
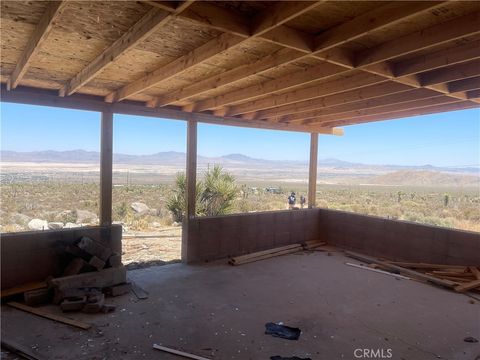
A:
167 166 238 222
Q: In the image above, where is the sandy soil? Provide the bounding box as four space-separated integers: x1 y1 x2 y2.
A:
121 227 182 269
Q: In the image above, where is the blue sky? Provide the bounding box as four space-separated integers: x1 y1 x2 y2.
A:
1 102 479 167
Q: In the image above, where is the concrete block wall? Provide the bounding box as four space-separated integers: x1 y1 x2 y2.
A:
183 209 322 262
318 209 480 265
1 225 122 289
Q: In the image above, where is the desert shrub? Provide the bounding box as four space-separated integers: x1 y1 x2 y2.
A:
167 166 238 221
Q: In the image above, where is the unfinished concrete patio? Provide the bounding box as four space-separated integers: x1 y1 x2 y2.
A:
2 250 479 360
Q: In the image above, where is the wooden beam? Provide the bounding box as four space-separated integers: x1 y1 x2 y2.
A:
286 88 441 124
355 12 480 67
393 40 480 77
308 96 461 125
100 111 113 226
313 1 445 53
308 133 318 209
466 89 480 99
1 85 343 134
186 120 197 220
419 59 480 86
251 82 411 120
108 33 245 102
221 72 385 116
62 8 174 96
251 1 324 36
192 61 347 112
9 1 67 89
320 101 479 127
155 48 303 106
448 76 480 93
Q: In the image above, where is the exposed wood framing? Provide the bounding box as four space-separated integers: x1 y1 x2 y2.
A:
448 76 480 93
100 111 113 226
308 133 318 209
0 86 343 135
8 1 67 90
419 60 480 87
110 1 325 104
61 7 178 96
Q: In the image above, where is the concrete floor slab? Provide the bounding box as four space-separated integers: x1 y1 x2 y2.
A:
2 251 479 359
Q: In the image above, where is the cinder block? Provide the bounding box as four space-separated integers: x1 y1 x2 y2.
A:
77 236 112 261
60 296 87 312
51 266 127 291
107 253 122 268
89 256 106 271
83 293 105 313
63 257 85 276
105 282 132 297
24 288 52 306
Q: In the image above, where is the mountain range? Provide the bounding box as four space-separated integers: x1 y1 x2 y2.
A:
1 150 478 175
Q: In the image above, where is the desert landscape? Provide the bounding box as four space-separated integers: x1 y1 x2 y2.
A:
1 150 479 264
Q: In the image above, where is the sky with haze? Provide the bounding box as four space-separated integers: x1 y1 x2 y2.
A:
1 103 479 167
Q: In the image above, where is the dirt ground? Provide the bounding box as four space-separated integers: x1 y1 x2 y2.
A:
121 227 182 269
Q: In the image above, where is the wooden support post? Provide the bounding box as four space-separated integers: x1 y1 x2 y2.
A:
182 120 197 262
186 120 198 220
308 133 318 208
100 111 113 226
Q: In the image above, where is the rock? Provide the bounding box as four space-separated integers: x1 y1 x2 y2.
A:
75 210 98 224
172 222 180 227
148 208 158 216
152 222 161 228
130 202 150 214
28 219 48 231
48 222 64 230
12 213 31 225
64 222 81 229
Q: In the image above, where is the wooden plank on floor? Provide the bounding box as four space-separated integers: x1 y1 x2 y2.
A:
1 281 47 298
230 244 302 263
7 302 91 330
230 246 303 266
469 267 480 280
387 262 468 270
455 279 480 293
345 251 457 289
153 343 211 360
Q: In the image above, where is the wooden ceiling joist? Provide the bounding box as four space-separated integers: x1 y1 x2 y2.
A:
319 101 479 127
393 40 480 77
355 11 480 68
249 82 413 121
109 0 324 104
8 1 67 90
61 8 175 97
285 88 443 124
419 59 480 87
2 1 479 132
304 95 460 126
448 76 480 93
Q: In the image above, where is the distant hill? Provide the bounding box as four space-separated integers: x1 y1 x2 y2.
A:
1 150 479 176
368 170 480 187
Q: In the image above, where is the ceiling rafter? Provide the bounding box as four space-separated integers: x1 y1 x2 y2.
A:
8 1 68 90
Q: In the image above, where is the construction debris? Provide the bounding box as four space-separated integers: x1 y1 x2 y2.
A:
153 343 211 360
7 302 91 330
24 288 53 306
345 251 480 293
345 262 411 280
228 241 326 266
1 281 47 299
265 322 301 340
129 279 149 300
464 336 479 343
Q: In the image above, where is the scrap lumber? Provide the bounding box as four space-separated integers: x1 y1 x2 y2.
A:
455 279 480 293
345 251 457 289
1 281 47 299
128 278 149 300
1 334 46 360
229 244 303 265
303 240 327 250
7 302 91 330
386 261 467 270
469 267 480 280
345 262 411 280
153 344 211 360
